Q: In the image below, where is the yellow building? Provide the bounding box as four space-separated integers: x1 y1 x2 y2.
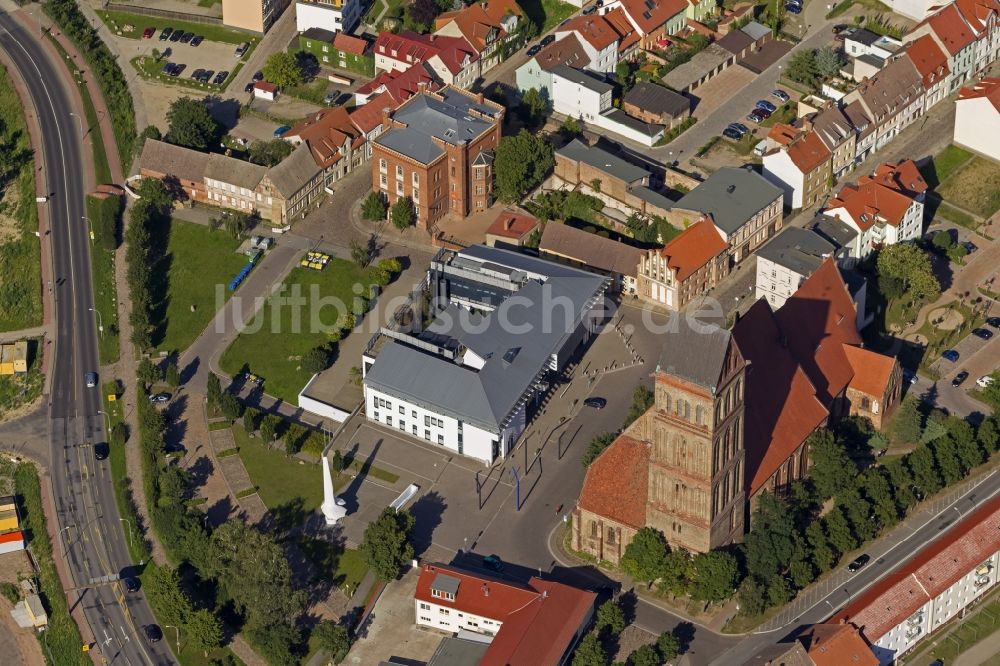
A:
0 340 28 375
222 0 291 33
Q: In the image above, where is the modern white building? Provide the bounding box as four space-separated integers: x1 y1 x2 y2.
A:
954 77 1000 162
296 0 363 35
755 227 842 309
836 495 1000 665
886 0 939 21
843 27 903 60
362 246 608 464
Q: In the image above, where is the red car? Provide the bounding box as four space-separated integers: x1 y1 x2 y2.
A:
142 26 155 39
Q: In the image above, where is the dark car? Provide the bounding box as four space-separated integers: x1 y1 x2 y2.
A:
541 34 556 47
170 64 185 77
728 122 749 136
245 82 255 94
161 62 174 75
973 328 994 340
213 71 228 85
952 370 970 387
159 27 173 41
179 32 194 43
142 27 155 39
191 35 204 47
527 44 542 56
902 369 918 384
583 5 597 13
786 2 802 12
746 109 766 123
201 70 214 83
94 443 109 461
124 577 140 593
584 397 607 409
755 106 773 119
987 316 1000 328
723 127 743 140
190 68 205 80
253 70 264 81
942 349 960 362
483 554 503 572
169 29 183 42
144 624 163 643
149 392 171 403
847 554 870 572
85 372 98 388
756 99 777 113
963 241 978 253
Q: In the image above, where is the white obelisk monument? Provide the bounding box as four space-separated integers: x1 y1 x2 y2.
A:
321 454 346 525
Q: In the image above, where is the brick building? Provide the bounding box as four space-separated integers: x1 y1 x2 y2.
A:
371 86 504 229
636 219 730 310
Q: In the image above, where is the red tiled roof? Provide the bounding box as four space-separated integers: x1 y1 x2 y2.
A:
827 178 916 230
333 32 368 56
768 122 799 146
785 129 831 174
903 35 950 89
577 435 649 529
843 344 896 397
430 35 479 75
558 14 623 50
254 81 278 93
0 531 24 545
435 0 520 53
349 91 395 134
374 31 442 63
283 107 364 169
835 495 1000 642
954 0 1000 34
620 0 688 35
774 259 863 407
415 563 538 618
927 3 977 55
733 300 829 495
660 219 729 282
355 63 440 105
534 34 590 71
481 578 596 666
800 624 878 666
604 8 641 53
486 209 540 239
871 159 928 198
958 77 1000 114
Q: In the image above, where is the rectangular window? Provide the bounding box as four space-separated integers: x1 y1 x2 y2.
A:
424 415 430 427
380 159 387 171
438 435 444 445
424 429 430 440
411 410 417 418
419 603 430 610
412 172 420 186
399 405 404 414
412 425 417 435
396 165 403 177
386 416 392 427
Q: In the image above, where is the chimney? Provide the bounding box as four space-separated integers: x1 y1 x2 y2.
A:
418 81 427 93
482 583 490 597
504 216 514 231
475 92 485 104
381 107 393 127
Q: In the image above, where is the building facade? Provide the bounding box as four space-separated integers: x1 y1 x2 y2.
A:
222 0 289 33
762 126 833 210
636 220 730 310
954 77 1000 161
296 0 363 35
755 227 839 309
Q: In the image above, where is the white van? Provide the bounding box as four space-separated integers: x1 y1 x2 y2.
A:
753 140 768 157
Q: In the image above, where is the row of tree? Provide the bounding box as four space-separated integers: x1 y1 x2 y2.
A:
125 179 172 350
572 598 689 666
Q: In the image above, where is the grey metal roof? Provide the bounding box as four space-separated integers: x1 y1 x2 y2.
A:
757 227 836 276
365 246 607 432
740 21 772 42
302 27 337 43
674 167 783 235
843 27 882 46
267 142 321 198
550 64 614 94
555 139 649 185
661 44 732 91
375 88 501 164
857 53 886 69
809 213 858 249
657 321 732 391
138 139 209 182
204 153 267 189
427 636 490 666
623 82 690 118
431 573 461 595
601 108 663 138
629 185 675 211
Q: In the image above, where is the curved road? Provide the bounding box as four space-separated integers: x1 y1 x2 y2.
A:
0 13 173 665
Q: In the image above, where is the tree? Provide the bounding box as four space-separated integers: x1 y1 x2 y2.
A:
138 358 162 389
245 622 301 665
836 486 875 542
946 417 981 471
519 87 548 126
743 493 796 581
690 551 739 602
302 345 331 374
581 432 616 467
624 385 654 427
559 116 582 140
620 527 669 583
737 577 768 616
815 46 845 79
329 448 345 473
885 457 917 511
657 549 692 597
861 467 898 527
143 565 192 627
494 130 555 203
931 437 963 485
571 632 606 666
260 414 280 442
391 196 415 230
207 373 222 409
788 542 816 589
978 416 999 455
361 191 388 221
615 60 633 90
657 631 680 661
767 576 792 606
892 397 923 443
165 97 222 151
628 644 660 666
405 0 440 30
219 391 243 421
786 49 819 88
109 422 127 449
807 430 856 500
907 446 942 495
823 507 857 555
187 609 223 656
262 51 303 88
877 244 941 303
982 374 1000 414
248 139 294 167
360 507 415 580
805 521 835 572
243 407 260 434
350 238 371 267
313 620 352 664
164 360 180 388
595 599 625 636
932 229 954 251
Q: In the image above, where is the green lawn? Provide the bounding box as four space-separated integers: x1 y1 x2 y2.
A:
103 380 150 564
297 537 369 590
234 425 324 511
88 237 121 365
97 9 257 46
761 103 797 128
520 0 578 34
934 199 981 231
0 64 42 333
919 144 974 188
219 258 377 402
0 339 42 419
937 155 1000 218
154 220 247 354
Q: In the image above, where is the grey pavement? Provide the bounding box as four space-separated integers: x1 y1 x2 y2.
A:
954 625 1000 666
222 6 297 97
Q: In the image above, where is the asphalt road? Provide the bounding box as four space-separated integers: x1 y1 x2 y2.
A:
0 13 173 665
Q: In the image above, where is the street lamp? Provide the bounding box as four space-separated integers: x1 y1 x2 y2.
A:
119 518 133 550
88 307 104 338
82 215 94 241
68 112 83 136
165 625 180 654
58 524 75 560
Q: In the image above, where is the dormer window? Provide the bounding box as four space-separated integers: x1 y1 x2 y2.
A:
430 573 460 602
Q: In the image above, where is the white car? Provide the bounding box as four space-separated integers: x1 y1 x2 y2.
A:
977 375 995 388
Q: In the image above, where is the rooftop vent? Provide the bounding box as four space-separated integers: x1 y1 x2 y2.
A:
727 184 736 194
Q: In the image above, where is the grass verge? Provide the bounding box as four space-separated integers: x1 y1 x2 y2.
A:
919 144 974 188
97 9 258 45
87 233 121 365
233 425 324 510
0 339 43 420
103 381 151 564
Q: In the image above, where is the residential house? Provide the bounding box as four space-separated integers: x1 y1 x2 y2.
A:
809 212 862 267
539 222 645 293
834 495 1000 664
755 227 841 309
371 86 503 228
414 562 596 666
484 208 540 247
668 167 784 265
204 154 268 213
363 246 608 463
622 82 691 129
685 0 718 23
843 99 877 162
887 0 940 21
372 32 480 89
907 3 979 91
762 125 833 210
799 624 880 666
744 642 813 666
136 139 209 202
903 35 951 111
434 0 522 73
221 0 289 33
282 106 367 188
636 219 730 310
804 103 857 178
603 7 643 61
954 77 1000 160
515 34 590 100
554 14 626 73
299 30 373 76
824 159 927 257
296 0 364 35
842 56 925 151
262 142 325 224
843 27 903 60
600 0 689 49
954 0 1000 75
550 64 615 124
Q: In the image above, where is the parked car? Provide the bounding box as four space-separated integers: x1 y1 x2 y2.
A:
729 122 749 136
723 127 743 140
972 328 994 340
149 392 171 403
179 32 194 43
584 397 607 409
94 443 109 461
541 34 556 47
527 44 542 56
771 89 790 103
746 110 766 123
756 99 777 113
142 27 155 39
952 370 970 387
253 70 264 81
942 349 960 362
963 241 978 253
190 68 205 80
987 316 1000 328
273 125 291 137
191 35 204 47
245 82 255 94
977 375 994 388
124 577 140 593
85 372 97 388
483 554 503 572
145 625 163 644
213 71 228 85
786 2 802 12
754 106 773 119
235 42 249 57
583 4 597 13
848 554 871 572
902 369 918 384
201 70 214 83
170 64 185 77
161 62 174 75
159 27 173 41
169 29 183 42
